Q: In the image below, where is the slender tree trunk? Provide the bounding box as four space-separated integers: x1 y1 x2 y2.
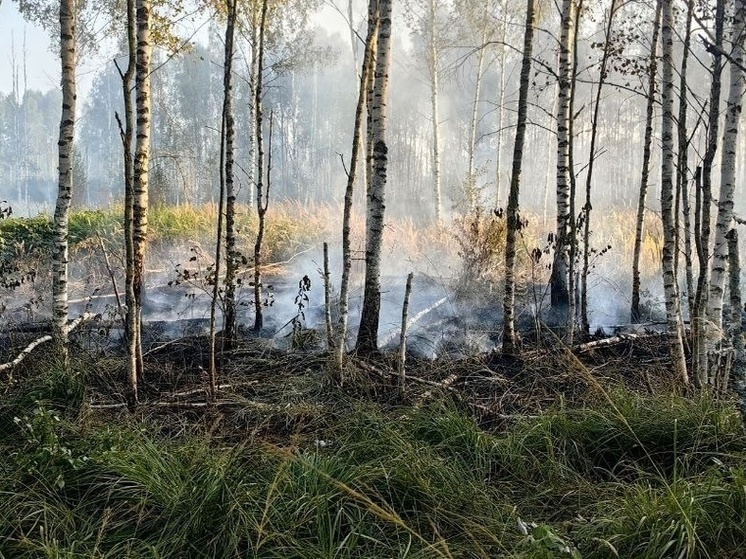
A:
222 0 238 345
131 0 152 385
466 23 487 210
708 0 746 340
502 0 536 355
119 0 138 407
348 0 358 69
550 0 575 323
336 5 378 376
694 0 724 386
631 0 661 323
566 1 582 345
428 0 442 222
52 0 76 363
580 0 616 336
660 0 689 385
247 7 259 207
253 0 269 332
727 228 745 421
677 0 694 321
495 9 507 206
356 0 393 354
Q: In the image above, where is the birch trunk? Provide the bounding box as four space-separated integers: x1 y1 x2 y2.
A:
356 0 392 354
222 0 238 344
132 0 152 384
660 0 689 385
466 24 487 210
677 0 694 322
631 1 661 323
502 0 536 355
427 0 442 222
727 228 746 421
550 0 574 322
253 0 269 332
121 0 137 406
495 29 507 206
693 0 724 386
336 4 378 376
52 0 76 362
708 0 746 339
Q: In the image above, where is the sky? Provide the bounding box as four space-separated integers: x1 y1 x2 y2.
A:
0 0 352 100
0 1 60 94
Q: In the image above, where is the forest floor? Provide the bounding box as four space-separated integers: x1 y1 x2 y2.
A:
2 325 746 558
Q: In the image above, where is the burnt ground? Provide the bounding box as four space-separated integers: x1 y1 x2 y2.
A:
0 316 686 445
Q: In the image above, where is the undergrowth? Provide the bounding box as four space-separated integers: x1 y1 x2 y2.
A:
1 363 745 558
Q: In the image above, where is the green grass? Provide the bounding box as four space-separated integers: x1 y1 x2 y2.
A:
1 368 745 558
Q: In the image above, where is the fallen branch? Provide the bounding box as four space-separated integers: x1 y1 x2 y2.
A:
576 333 644 353
0 313 93 373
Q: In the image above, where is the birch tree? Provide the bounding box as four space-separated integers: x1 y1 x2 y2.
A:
336 3 379 376
357 0 393 354
708 0 746 343
693 0 725 386
51 0 76 362
222 0 239 346
660 0 689 385
253 0 269 332
119 0 138 405
426 0 442 221
502 0 536 355
550 0 575 323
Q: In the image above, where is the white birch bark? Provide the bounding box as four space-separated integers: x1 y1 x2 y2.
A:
222 0 238 344
53 0 76 361
357 0 392 354
466 23 487 210
694 0 725 386
708 0 746 337
428 0 442 222
336 4 378 376
121 0 137 406
550 0 574 320
660 0 689 385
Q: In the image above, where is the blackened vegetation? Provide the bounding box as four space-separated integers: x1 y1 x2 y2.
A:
0 319 685 441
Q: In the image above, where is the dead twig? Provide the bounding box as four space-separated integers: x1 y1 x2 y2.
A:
0 313 94 373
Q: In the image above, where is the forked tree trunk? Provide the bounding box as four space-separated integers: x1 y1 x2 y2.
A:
222 0 238 345
708 0 746 342
336 5 378 377
253 0 269 332
502 0 536 355
660 0 689 385
356 0 392 354
693 0 724 386
631 0 661 323
580 0 617 337
550 0 574 322
52 0 76 363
